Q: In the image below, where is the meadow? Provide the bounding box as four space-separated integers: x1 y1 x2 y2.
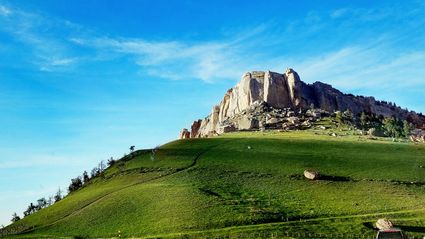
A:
2 128 425 238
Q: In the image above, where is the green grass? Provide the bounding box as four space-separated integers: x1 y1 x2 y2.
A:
2 129 425 238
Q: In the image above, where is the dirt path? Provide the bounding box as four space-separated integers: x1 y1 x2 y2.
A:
17 141 227 235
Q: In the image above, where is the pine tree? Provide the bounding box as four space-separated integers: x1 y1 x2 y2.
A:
54 188 63 202
83 171 90 184
403 120 411 138
360 112 368 129
11 213 20 223
335 111 343 125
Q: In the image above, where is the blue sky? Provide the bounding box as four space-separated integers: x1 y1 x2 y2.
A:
0 0 424 226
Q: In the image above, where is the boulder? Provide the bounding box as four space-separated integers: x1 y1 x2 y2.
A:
287 111 295 117
237 117 259 130
368 128 386 137
376 219 394 230
179 128 190 139
301 120 312 128
217 124 236 134
287 117 300 125
306 109 322 118
282 122 298 130
266 117 281 124
304 170 320 180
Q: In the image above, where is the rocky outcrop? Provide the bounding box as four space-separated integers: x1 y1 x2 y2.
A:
179 128 190 139
181 68 425 138
190 120 202 138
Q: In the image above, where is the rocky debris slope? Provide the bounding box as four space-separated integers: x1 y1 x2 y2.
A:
180 68 425 138
410 129 425 143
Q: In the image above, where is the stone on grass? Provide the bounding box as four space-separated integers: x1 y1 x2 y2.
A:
304 170 320 180
376 219 394 230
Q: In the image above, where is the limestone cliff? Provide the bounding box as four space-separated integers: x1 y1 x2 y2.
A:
182 68 425 138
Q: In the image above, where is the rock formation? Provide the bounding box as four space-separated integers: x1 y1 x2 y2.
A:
179 128 190 139
179 68 425 139
190 120 202 138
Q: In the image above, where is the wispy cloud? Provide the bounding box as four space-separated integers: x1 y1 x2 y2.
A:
295 46 425 90
70 35 257 82
0 4 80 71
330 8 348 19
0 5 11 16
1 1 424 88
39 57 78 71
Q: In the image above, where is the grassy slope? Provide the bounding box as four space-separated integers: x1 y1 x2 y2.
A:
2 129 425 238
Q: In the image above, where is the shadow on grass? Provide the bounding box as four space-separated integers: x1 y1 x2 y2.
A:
399 225 425 233
362 222 425 234
288 174 353 182
362 222 376 230
319 174 352 182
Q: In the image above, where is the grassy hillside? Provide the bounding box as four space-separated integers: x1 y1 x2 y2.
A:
2 129 425 238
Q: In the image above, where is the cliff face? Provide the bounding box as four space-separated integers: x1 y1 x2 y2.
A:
185 68 425 138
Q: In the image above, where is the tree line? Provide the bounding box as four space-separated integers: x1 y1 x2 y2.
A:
11 188 63 223
10 146 136 223
335 110 412 138
11 159 110 223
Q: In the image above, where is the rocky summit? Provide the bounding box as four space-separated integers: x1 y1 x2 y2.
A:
181 68 425 138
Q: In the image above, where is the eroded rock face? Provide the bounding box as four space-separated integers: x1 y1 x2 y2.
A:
180 68 425 138
179 128 190 139
190 120 202 138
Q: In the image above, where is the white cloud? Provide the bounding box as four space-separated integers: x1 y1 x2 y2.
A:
0 5 11 16
0 4 80 72
330 8 348 19
294 45 425 91
50 57 76 66
73 36 250 82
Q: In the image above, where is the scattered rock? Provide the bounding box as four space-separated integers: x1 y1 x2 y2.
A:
410 129 425 143
287 117 300 125
266 117 280 124
287 111 295 117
